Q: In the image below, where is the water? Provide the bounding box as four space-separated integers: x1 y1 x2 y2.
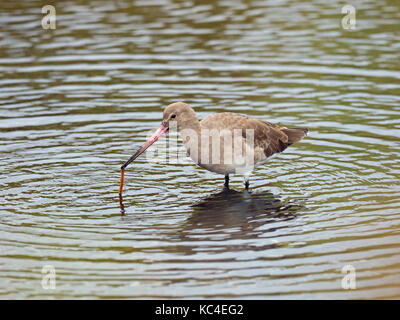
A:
1 0 400 299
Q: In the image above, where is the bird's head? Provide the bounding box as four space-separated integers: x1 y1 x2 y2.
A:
121 101 195 169
161 101 196 130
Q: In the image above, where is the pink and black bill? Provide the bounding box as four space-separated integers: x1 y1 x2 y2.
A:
121 124 169 169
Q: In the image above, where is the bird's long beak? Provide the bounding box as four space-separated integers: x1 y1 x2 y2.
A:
121 124 169 169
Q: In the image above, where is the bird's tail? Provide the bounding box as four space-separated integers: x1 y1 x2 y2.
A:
282 127 308 144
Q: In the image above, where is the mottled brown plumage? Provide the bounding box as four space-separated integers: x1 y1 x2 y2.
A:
200 112 307 159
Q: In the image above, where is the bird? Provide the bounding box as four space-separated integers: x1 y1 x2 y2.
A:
121 102 308 190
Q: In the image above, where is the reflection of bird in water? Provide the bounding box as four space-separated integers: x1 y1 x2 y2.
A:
119 189 306 256
119 194 125 216
184 189 304 235
168 190 306 256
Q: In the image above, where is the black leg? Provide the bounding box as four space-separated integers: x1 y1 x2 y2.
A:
224 174 229 189
244 178 249 190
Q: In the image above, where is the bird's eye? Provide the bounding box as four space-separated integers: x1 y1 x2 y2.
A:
171 114 176 119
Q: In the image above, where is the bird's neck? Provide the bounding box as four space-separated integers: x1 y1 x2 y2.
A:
179 116 201 133
178 117 202 158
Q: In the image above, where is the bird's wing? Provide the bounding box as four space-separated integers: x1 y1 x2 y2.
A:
200 112 307 158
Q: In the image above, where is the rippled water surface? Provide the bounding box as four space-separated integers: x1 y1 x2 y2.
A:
1 0 400 299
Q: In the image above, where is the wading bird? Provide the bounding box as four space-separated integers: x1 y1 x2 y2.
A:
120 102 307 192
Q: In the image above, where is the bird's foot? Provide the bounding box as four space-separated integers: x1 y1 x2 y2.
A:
224 174 230 190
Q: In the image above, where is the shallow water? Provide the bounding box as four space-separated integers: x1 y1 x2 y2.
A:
1 0 400 299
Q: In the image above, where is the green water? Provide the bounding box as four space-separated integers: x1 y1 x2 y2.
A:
0 0 399 299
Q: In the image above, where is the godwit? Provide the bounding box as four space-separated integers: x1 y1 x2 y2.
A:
120 102 307 192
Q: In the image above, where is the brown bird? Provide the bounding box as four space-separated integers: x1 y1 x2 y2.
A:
121 102 308 190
